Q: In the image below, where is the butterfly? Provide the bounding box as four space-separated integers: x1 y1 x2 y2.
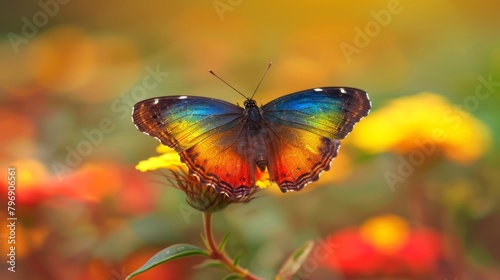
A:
133 87 370 198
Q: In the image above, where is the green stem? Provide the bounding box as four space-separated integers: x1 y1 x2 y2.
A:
202 212 261 280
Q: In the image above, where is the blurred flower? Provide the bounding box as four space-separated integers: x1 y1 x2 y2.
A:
318 214 443 278
136 145 260 212
0 159 159 280
349 92 491 164
0 159 50 205
0 211 42 260
0 108 37 163
28 26 98 94
26 25 140 103
0 159 153 214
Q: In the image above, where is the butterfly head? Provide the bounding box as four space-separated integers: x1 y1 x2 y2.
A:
243 99 258 108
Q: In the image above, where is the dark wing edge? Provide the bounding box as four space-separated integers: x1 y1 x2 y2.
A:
261 87 371 192
132 96 252 198
176 125 254 198
330 87 371 139
262 87 371 140
265 128 342 193
277 139 341 192
132 96 244 151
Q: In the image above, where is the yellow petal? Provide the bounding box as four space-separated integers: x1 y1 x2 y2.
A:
135 152 184 172
156 144 175 154
255 167 272 189
360 214 410 254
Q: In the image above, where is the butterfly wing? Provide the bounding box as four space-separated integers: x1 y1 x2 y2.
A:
261 87 371 192
133 96 255 197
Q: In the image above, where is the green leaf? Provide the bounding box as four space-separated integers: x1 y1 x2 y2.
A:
223 273 244 280
194 259 227 270
126 243 208 280
276 240 315 280
219 232 231 251
233 250 243 267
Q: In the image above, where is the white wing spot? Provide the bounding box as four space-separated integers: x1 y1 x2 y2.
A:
313 88 323 92
340 88 347 94
179 96 188 99
153 98 159 104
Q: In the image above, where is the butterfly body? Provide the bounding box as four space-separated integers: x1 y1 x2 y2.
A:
240 100 269 172
133 87 370 197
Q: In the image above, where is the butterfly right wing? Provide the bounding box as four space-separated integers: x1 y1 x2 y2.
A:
132 96 255 197
261 87 370 192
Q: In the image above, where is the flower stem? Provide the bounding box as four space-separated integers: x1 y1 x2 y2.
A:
202 212 261 280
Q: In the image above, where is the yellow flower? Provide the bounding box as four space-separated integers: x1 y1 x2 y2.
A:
349 92 491 164
135 145 184 172
135 145 263 211
255 167 273 189
136 145 271 189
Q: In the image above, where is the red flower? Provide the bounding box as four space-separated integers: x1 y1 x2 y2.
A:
0 159 154 215
318 215 443 278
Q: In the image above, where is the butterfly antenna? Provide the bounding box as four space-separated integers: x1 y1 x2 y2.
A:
209 70 248 100
250 62 272 100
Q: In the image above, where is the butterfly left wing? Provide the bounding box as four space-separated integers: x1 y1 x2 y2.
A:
261 87 371 192
132 96 256 197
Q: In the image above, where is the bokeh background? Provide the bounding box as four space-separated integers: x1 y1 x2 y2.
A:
1 1 499 279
